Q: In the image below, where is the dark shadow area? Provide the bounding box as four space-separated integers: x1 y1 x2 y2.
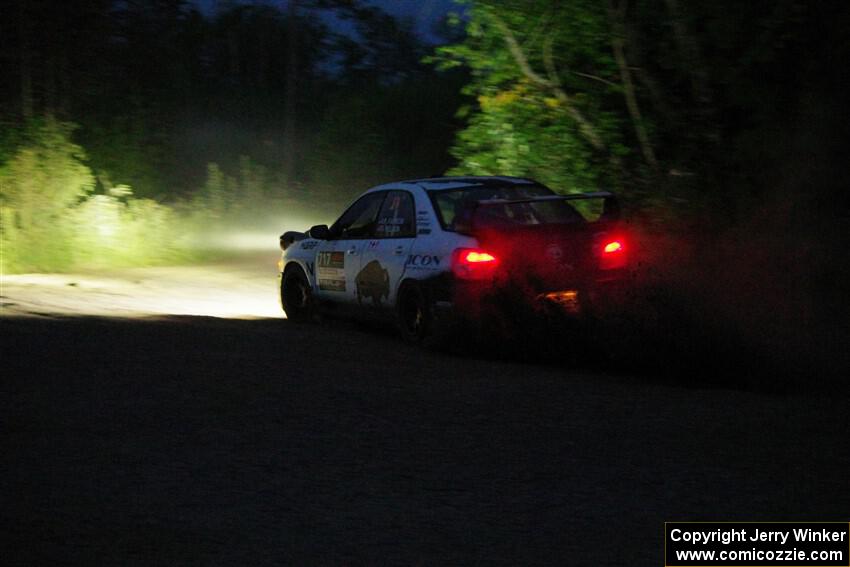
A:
294 292 846 396
2 313 849 565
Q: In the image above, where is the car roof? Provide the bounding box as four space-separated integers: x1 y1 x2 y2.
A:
369 176 543 193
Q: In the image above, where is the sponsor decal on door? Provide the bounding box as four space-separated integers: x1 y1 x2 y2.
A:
317 251 346 291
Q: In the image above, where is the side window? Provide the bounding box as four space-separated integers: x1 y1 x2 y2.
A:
374 190 415 238
331 192 387 239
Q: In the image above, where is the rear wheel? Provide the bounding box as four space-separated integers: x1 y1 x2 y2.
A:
397 281 432 343
280 266 315 322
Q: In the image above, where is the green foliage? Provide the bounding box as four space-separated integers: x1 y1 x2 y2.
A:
2 1 466 215
175 157 328 252
188 157 279 222
0 121 333 274
434 0 627 195
80 118 171 199
67 194 183 269
1 118 95 272
0 119 185 273
0 118 95 212
449 84 602 192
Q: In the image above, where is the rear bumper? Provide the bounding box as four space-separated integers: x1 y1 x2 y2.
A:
427 270 633 327
458 274 631 318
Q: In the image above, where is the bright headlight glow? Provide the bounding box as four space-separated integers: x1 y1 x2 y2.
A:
1 257 284 320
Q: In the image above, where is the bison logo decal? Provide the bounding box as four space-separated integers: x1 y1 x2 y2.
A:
355 260 390 307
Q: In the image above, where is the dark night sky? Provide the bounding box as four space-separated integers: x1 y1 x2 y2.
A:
195 0 459 43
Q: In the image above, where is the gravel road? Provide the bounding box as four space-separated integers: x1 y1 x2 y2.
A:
2 258 848 565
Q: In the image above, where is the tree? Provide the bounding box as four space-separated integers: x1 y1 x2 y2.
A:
0 118 94 271
0 118 94 223
432 0 634 195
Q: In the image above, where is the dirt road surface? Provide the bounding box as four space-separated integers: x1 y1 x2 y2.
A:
2 256 848 564
0 252 283 319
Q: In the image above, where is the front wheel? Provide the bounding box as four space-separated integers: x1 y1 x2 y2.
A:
397 281 432 343
280 266 315 322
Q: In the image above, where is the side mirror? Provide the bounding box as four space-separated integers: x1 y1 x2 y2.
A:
308 224 330 240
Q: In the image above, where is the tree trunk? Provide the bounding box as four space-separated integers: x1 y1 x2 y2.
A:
608 0 658 171
283 0 298 184
663 0 719 142
18 0 33 119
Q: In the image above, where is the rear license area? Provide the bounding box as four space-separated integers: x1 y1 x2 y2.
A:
538 289 581 314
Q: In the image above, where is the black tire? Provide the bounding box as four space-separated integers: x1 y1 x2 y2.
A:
280 266 315 322
397 281 432 343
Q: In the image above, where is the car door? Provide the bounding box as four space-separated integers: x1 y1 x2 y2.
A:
357 190 416 309
314 191 387 304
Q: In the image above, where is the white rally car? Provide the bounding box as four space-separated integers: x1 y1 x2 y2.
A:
278 176 628 342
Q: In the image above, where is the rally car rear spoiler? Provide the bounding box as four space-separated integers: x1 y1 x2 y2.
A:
476 191 619 219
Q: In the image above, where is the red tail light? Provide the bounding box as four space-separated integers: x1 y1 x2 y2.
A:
599 237 627 270
603 240 623 254
464 251 497 263
452 248 499 280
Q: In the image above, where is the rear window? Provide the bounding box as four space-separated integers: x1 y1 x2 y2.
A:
430 184 556 231
474 199 587 229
